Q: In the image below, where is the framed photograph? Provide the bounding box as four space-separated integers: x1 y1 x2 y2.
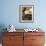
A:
19 5 34 23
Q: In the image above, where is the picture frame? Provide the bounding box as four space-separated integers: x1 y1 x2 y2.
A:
19 5 34 23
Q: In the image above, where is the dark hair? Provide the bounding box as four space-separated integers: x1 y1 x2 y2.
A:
23 7 26 12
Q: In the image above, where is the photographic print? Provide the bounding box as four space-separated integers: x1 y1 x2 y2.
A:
19 5 34 23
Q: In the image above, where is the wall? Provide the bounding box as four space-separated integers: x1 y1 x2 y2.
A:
0 0 46 29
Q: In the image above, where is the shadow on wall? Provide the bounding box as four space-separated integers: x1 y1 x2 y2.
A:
0 24 7 43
